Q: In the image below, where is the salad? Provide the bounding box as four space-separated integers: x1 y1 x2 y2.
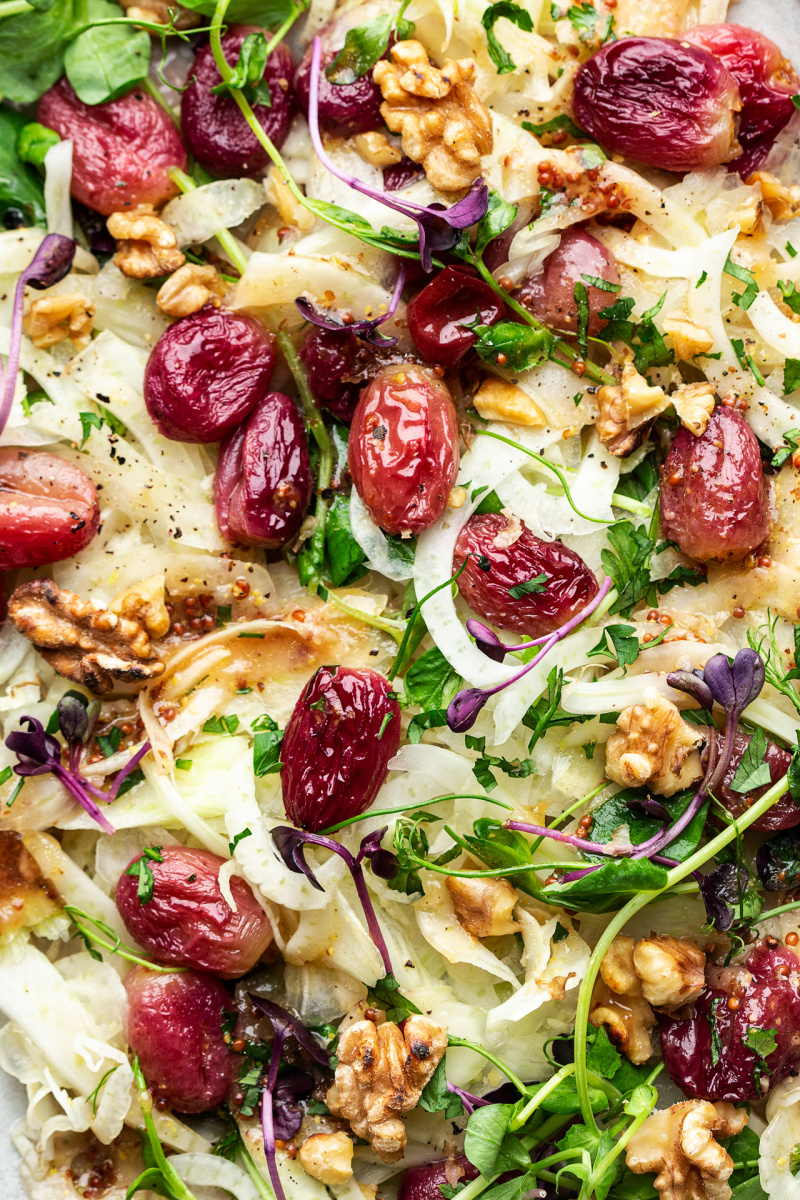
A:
1 0 800 1197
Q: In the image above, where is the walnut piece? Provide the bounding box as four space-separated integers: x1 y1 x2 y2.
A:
110 575 171 639
473 377 545 427
156 263 226 317
264 166 317 232
605 688 704 797
8 579 165 695
107 205 185 279
23 293 94 351
354 131 402 168
749 170 800 220
493 509 524 549
446 875 520 938
373 41 493 193
626 1099 748 1200
596 363 668 457
297 1132 353 1184
671 382 716 438
633 936 707 1008
327 1014 447 1162
590 935 656 1064
663 314 715 363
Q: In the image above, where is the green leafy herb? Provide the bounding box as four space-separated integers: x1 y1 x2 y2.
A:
581 273 621 293
470 320 556 372
731 338 766 387
418 1059 463 1118
467 735 537 792
326 493 368 587
211 29 272 105
522 667 590 751
216 604 232 626
97 727 122 758
0 767 12 789
64 0 150 105
599 292 672 374
78 408 128 448
367 974 422 1022
125 846 163 905
589 787 708 864
772 428 800 468
6 779 24 808
788 242 798 259
481 1 533 74
508 572 548 599
730 727 772 792
252 714 284 776
588 623 639 669
744 1026 778 1059
601 521 657 617
0 109 47 225
404 646 462 710
544 857 670 913
696 270 708 287
552 2 600 42
521 114 585 141
785 358 800 395
377 712 395 740
475 189 518 257
129 1056 199 1199
724 254 759 310
21 388 53 417
407 709 448 743
174 758 192 771
229 828 252 854
574 281 590 356
464 1104 519 1180
202 714 240 736
778 279 800 315
325 1 413 84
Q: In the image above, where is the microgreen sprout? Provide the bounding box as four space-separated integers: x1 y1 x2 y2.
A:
295 262 407 347
271 826 398 974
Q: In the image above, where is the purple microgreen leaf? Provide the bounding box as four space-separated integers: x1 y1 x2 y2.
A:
666 670 714 711
56 692 90 745
271 826 325 891
295 264 406 347
467 620 511 663
698 863 750 933
447 686 492 733
366 847 399 879
273 1067 315 1139
6 716 62 771
249 996 330 1067
625 794 670 822
0 234 75 438
703 649 765 717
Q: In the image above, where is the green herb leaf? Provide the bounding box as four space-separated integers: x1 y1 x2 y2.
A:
744 1026 778 1059
724 253 759 310
464 1104 521 1180
543 857 670 913
116 767 144 797
581 273 621 293
252 715 284 777
730 727 772 792
481 1 533 75
407 709 448 743
124 846 163 905
772 428 800 469
601 521 657 617
203 714 240 736
470 320 556 371
325 13 393 83
588 623 639 669
16 122 60 169
521 114 586 141
731 337 766 387
229 827 252 854
404 646 462 710
325 493 368 587
475 189 518 256
367 974 421 1022
64 0 150 105
418 1058 464 1118
785 358 800 395
0 767 12 789
508 572 548 599
778 279 800 315
97 727 122 758
589 787 708 864
210 29 272 105
21 388 54 417
174 758 192 771
574 280 589 356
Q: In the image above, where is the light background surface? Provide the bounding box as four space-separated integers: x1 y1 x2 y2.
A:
1 0 799 1193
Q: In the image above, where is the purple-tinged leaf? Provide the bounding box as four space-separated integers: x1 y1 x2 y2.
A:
295 263 406 347
271 826 325 891
703 649 764 717
447 687 492 733
56 693 90 745
467 620 510 663
6 717 62 771
698 863 750 932
273 1068 314 1138
667 669 714 711
250 996 329 1067
626 794 670 822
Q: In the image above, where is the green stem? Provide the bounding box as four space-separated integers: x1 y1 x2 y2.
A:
0 0 34 15
760 897 800 921
447 1035 532 1097
277 329 333 593
318 585 406 643
131 1058 198 1200
319 792 512 835
65 906 184 974
572 772 792 1131
584 586 617 628
609 492 653 517
510 1064 574 1129
167 166 249 275
588 1087 658 1192
263 1 307 54
528 782 608 855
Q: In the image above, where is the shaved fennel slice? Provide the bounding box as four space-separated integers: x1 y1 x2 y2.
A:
44 139 73 238
349 488 413 582
748 289 800 359
279 885 384 986
486 909 587 1031
161 179 264 247
594 228 701 278
415 874 521 987
413 428 531 688
171 1153 262 1200
492 625 599 746
687 226 746 384
224 764 346 911
760 1076 800 1200
497 430 619 538
746 385 800 448
22 832 130 943
142 761 229 858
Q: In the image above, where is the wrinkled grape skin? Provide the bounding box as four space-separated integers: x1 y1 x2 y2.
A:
573 38 742 173
516 227 620 338
182 29 295 177
659 407 770 562
116 846 272 978
144 306 276 444
0 448 100 570
125 966 236 1112
349 365 459 536
398 1159 479 1200
294 44 383 137
299 328 364 422
716 731 799 832
282 666 401 831
407 267 507 368
215 392 312 549
38 81 186 216
686 24 800 178
454 513 599 639
661 943 800 1102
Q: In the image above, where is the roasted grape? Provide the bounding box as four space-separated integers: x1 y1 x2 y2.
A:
716 731 799 832
0 449 99 570
407 267 506 367
282 666 401 831
515 226 620 337
294 43 383 137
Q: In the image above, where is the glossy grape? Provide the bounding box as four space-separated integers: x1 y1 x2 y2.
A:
398 1159 479 1200
573 38 742 172
349 365 459 535
299 327 365 422
125 966 235 1112
282 666 401 831
0 448 99 570
515 227 620 337
116 846 272 978
407 267 507 368
144 306 276 444
686 24 800 178
660 407 770 561
294 43 383 137
37 80 186 216
662 942 800 1101
215 391 312 549
182 29 295 177
454 513 599 638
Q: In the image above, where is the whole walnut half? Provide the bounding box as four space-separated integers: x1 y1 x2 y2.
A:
327 1014 447 1162
605 688 704 797
626 1099 748 1200
8 579 165 694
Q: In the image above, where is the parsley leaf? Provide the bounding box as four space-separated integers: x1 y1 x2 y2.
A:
772 428 800 468
779 279 800 314
744 1026 778 1059
785 358 800 395
730 726 772 792
724 253 759 309
508 572 548 599
124 846 163 905
601 521 657 617
229 828 252 855
587 623 640 669
481 1 533 74
211 30 272 106
407 709 448 744
203 714 240 736
252 714 283 777
404 646 462 710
